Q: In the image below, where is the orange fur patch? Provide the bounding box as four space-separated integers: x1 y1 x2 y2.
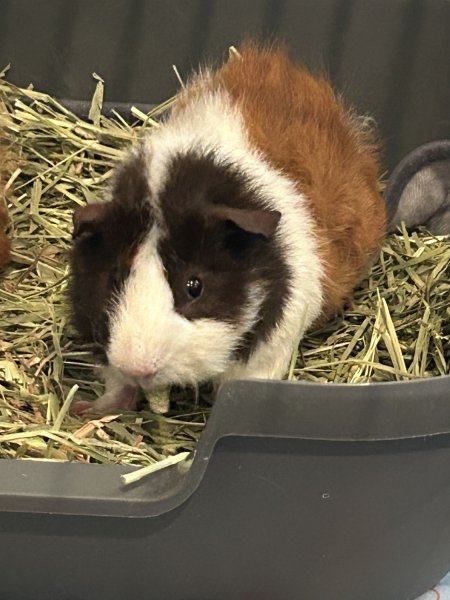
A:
215 44 386 322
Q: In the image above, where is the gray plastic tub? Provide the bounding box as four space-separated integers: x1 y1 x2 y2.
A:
1 1 450 599
2 378 450 600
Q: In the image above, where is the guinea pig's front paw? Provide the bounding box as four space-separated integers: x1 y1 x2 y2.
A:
70 385 143 418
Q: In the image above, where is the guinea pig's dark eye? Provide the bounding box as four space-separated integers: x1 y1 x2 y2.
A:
186 276 203 299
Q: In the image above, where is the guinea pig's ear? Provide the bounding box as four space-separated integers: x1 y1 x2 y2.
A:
72 202 110 241
211 205 281 238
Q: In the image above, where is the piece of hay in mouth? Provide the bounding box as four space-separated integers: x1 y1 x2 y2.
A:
143 387 171 414
0 71 448 468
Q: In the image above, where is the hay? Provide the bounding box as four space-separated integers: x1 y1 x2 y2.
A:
0 70 449 469
296 227 449 383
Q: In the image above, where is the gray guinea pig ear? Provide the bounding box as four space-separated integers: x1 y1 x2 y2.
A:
210 204 281 238
72 202 110 241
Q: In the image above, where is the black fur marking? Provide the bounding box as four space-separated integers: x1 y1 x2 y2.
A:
158 152 291 360
69 152 153 349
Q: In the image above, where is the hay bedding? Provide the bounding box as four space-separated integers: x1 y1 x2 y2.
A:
0 71 449 472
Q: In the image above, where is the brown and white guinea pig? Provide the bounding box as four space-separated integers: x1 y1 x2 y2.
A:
70 44 386 415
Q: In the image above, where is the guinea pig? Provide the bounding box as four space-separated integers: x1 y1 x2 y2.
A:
69 43 386 415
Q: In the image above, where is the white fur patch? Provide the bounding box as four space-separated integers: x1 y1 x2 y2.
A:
133 76 325 382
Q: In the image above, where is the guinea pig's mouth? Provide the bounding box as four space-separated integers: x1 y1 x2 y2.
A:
109 360 162 389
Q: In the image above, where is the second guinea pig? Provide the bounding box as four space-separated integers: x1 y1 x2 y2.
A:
70 44 386 415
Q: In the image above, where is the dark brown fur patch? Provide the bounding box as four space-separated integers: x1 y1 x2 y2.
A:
69 152 153 348
158 152 290 359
